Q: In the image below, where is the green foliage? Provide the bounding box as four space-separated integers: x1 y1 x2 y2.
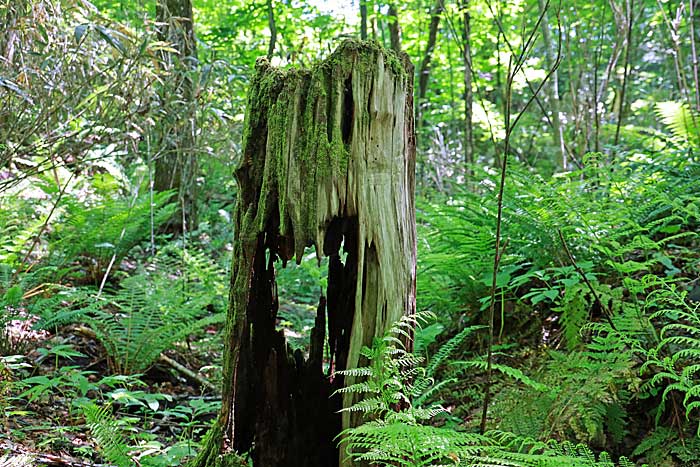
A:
83 402 134 467
413 145 700 463
335 314 429 419
341 417 491 467
12 366 215 465
339 315 645 467
417 188 495 320
86 253 222 375
275 249 328 350
420 150 700 326
336 315 485 466
0 198 44 269
639 283 700 434
425 325 484 379
655 102 700 148
2 0 700 464
0 355 29 419
417 147 699 459
39 248 225 374
49 190 176 282
490 348 635 446
632 426 700 466
0 0 172 189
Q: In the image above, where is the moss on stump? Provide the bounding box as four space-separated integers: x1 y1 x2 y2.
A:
190 39 416 467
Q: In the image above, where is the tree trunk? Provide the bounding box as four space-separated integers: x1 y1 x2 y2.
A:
154 0 198 233
613 0 636 147
190 40 416 467
417 0 444 129
537 0 566 170
387 3 402 52
266 0 277 59
461 0 474 171
360 1 368 39
686 0 700 111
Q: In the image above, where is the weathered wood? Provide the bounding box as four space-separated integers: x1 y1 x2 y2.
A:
191 40 416 467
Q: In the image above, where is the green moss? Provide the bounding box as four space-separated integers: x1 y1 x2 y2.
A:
327 39 407 79
236 38 409 258
187 421 249 467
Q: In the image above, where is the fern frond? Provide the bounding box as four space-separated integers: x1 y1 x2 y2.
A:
452 360 548 393
83 402 133 467
655 101 700 147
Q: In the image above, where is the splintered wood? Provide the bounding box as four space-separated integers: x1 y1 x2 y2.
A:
201 40 416 467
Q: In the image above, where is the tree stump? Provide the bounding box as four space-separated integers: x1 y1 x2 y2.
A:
191 40 416 467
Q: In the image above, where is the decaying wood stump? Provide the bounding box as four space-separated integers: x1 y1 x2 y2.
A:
191 40 416 467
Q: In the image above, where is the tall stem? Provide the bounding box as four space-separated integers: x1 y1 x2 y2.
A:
479 1 560 433
479 57 512 434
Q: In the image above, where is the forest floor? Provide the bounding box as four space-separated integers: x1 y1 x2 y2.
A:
1 316 225 466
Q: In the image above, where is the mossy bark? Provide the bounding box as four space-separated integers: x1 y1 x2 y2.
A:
190 40 416 467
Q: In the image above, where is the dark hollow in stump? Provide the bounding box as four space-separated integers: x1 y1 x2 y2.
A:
191 40 416 467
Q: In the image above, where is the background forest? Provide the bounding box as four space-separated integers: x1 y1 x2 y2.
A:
1 0 699 466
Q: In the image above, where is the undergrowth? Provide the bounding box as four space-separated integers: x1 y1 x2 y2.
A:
37 247 226 374
414 133 700 465
338 314 644 467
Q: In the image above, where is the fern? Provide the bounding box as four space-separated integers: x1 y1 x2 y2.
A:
554 282 592 350
48 190 176 282
412 324 486 406
638 282 700 434
452 359 548 393
655 101 700 148
335 314 429 419
425 325 485 378
341 416 494 467
338 316 644 466
37 248 226 374
83 402 133 467
0 206 45 268
488 348 635 447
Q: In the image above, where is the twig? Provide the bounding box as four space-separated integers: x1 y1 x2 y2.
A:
158 354 219 393
557 229 617 330
0 441 116 467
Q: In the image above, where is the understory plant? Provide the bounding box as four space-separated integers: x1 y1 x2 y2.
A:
38 247 226 374
337 315 643 466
